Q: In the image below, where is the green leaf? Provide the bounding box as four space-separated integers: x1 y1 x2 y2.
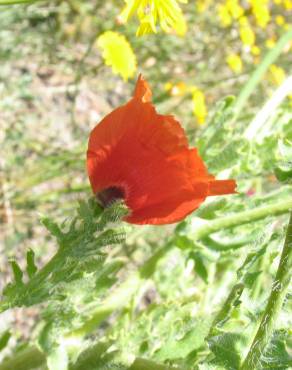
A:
0 330 11 352
174 235 194 250
10 260 23 285
26 249 37 278
237 245 267 280
198 96 235 155
196 199 228 220
208 332 243 369
154 319 210 361
0 198 126 312
243 271 262 289
274 166 292 183
41 217 63 239
275 139 292 183
207 139 248 172
260 330 292 369
189 252 208 283
70 342 113 370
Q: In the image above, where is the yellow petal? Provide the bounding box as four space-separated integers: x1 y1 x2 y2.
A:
97 31 137 81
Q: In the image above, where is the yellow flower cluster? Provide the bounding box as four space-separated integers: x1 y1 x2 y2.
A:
218 0 243 27
283 0 292 10
273 0 292 9
249 0 270 28
120 0 187 36
216 0 291 74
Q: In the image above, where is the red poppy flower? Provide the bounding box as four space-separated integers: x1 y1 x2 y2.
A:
87 75 236 225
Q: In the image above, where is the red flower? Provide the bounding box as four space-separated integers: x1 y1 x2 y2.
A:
87 75 236 225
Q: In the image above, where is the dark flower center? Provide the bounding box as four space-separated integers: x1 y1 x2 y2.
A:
96 186 125 207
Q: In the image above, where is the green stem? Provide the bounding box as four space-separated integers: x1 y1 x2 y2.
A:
193 198 292 241
240 212 292 370
233 28 292 120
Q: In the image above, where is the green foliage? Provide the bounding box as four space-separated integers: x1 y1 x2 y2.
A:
0 199 127 313
260 330 292 369
0 331 11 352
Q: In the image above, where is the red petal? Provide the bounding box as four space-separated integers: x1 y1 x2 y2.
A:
134 74 152 102
208 180 237 196
87 75 237 225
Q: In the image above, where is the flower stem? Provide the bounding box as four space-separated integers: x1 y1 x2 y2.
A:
240 212 292 370
193 198 292 241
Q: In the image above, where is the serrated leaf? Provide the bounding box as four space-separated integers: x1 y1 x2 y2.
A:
189 252 208 283
260 330 292 369
10 260 23 284
154 319 210 361
237 245 267 280
207 139 248 172
41 217 63 239
208 332 243 369
26 249 37 278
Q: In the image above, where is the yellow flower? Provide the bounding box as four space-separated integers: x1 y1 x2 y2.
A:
284 0 292 10
120 0 187 36
164 82 188 96
226 0 244 19
269 64 286 85
164 82 173 91
275 15 285 26
226 53 243 73
251 45 261 55
239 23 256 46
249 0 270 28
97 31 137 81
239 16 249 26
196 0 212 12
218 4 232 27
171 82 188 96
266 37 276 48
191 87 207 125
